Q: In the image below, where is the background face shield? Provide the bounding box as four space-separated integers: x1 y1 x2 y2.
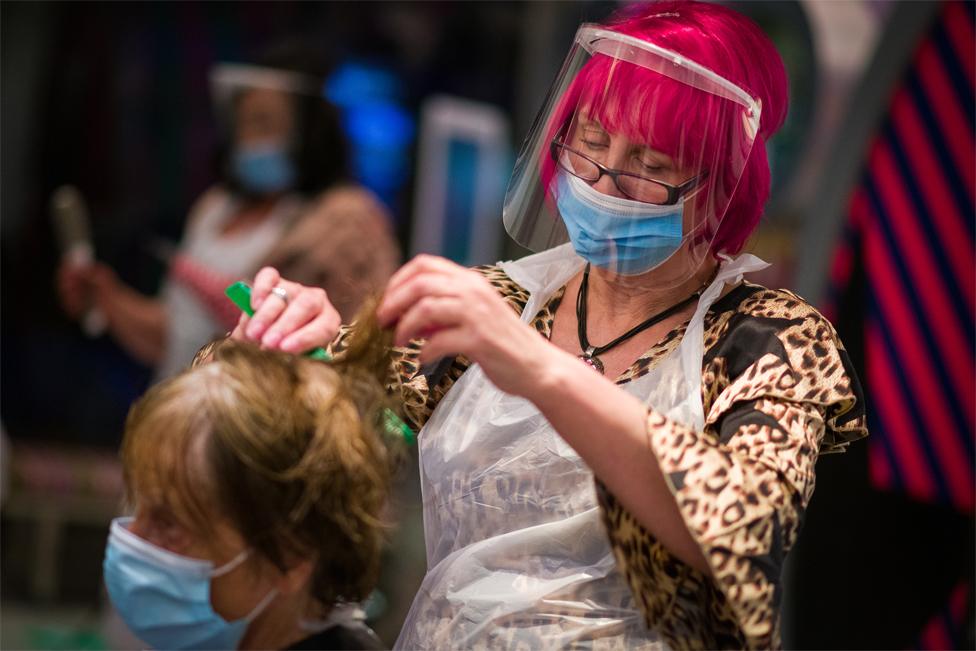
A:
503 26 760 286
209 63 320 125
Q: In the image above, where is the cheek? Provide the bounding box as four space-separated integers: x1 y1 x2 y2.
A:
209 562 277 621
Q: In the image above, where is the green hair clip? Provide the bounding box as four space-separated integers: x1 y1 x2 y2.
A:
224 281 415 444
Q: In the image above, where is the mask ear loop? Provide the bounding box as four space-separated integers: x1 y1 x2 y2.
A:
242 586 280 623
211 548 252 577
211 548 280 622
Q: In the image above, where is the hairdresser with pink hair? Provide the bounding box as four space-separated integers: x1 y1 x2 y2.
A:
230 3 866 649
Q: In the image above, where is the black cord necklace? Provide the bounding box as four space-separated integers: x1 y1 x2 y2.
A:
576 264 705 374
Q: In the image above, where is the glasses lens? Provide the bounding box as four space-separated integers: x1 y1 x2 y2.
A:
556 145 600 181
617 175 670 204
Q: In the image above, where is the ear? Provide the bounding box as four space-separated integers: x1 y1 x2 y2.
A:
275 558 315 596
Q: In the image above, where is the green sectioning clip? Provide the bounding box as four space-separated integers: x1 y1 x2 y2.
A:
384 408 416 446
225 281 257 317
224 281 415 444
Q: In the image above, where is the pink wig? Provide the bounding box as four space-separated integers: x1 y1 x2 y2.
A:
543 1 788 256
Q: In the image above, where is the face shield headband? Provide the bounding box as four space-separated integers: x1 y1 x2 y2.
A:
209 63 322 119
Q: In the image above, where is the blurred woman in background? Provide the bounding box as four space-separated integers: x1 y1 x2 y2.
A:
103 309 402 650
58 43 400 380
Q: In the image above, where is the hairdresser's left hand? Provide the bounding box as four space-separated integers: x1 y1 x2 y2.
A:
231 266 342 353
377 255 557 398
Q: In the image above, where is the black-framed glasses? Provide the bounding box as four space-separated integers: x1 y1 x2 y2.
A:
550 137 707 206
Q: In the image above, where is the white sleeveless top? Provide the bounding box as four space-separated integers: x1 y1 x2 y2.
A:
154 191 300 381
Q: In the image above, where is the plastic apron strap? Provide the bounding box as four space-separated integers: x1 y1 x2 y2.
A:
500 243 585 324
648 253 770 431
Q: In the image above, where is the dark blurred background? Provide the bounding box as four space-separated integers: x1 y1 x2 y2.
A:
2 2 972 649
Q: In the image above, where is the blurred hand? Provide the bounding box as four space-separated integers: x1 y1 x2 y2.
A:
56 260 117 319
376 254 555 398
231 266 342 353
57 260 92 319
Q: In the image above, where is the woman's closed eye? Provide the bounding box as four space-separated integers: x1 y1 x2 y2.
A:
637 161 665 175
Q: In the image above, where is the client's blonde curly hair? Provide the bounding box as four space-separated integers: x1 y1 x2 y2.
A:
122 299 401 606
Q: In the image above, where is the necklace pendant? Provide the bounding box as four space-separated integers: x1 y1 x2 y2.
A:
579 352 605 374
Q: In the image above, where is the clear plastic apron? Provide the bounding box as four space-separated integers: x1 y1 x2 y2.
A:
395 244 768 649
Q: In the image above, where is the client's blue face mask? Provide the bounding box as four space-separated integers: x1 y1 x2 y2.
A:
232 143 296 195
103 517 277 650
554 171 685 275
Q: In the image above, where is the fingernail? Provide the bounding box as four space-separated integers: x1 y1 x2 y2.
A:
280 340 299 353
262 331 282 347
246 321 263 339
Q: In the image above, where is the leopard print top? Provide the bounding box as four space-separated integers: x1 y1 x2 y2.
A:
328 264 867 651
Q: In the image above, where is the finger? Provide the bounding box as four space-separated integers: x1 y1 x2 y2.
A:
279 309 342 353
251 267 281 311
89 264 117 290
60 264 92 289
57 266 79 294
378 271 457 328
384 254 461 299
244 285 289 341
394 296 465 347
260 287 330 348
418 327 471 365
230 313 250 340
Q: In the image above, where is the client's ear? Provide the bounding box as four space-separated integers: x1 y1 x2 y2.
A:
276 558 315 596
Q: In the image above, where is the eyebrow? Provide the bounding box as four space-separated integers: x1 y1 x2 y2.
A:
580 128 611 142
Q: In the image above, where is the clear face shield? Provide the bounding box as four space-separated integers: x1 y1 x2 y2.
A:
503 26 761 287
210 64 322 195
209 63 321 126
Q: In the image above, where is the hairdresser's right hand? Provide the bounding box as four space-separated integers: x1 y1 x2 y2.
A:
232 266 341 353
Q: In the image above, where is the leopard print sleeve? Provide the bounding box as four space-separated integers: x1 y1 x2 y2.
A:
327 264 531 431
597 284 867 650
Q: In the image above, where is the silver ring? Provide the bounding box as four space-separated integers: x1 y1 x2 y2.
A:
270 286 289 305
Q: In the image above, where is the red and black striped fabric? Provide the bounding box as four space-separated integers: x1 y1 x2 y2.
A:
914 580 971 651
826 0 975 514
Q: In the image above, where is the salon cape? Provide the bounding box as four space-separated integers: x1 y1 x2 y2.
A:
395 244 768 649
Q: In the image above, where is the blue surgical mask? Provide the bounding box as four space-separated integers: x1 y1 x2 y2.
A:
103 517 277 650
232 143 296 195
554 171 684 275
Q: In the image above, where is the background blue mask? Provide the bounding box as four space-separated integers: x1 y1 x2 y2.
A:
232 143 296 195
103 517 275 650
555 171 684 275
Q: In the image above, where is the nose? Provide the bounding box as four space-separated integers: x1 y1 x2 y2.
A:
591 172 627 199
